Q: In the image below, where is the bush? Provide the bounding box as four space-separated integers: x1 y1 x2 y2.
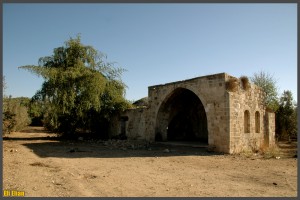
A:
226 77 239 92
3 110 16 135
259 144 281 159
2 97 31 135
240 76 251 91
14 105 31 131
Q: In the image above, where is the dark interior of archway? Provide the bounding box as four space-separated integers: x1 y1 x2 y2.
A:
165 89 208 143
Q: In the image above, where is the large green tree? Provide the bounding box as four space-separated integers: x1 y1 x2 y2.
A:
250 71 279 112
19 36 131 138
275 90 297 139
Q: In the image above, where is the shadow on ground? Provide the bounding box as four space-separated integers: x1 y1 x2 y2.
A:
22 140 223 159
277 141 297 149
3 137 59 141
277 141 298 158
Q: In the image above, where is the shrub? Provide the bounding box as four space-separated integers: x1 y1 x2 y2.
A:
3 110 16 135
2 97 31 135
259 144 281 159
225 77 239 92
240 76 251 91
13 105 31 131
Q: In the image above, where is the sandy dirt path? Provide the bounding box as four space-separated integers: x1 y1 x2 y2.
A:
2 126 297 197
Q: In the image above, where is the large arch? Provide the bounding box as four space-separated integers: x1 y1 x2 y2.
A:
155 88 208 143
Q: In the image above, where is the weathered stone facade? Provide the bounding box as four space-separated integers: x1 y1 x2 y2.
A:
110 73 275 154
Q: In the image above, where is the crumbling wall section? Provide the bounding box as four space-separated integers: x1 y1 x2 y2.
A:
227 74 268 153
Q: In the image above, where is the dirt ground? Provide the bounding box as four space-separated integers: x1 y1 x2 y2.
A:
2 126 297 197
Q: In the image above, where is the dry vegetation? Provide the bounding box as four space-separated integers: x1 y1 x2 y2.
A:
226 76 251 92
240 76 251 91
225 77 239 92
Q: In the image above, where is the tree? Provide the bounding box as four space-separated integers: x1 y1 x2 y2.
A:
28 96 44 126
275 90 297 139
19 35 131 138
250 71 279 112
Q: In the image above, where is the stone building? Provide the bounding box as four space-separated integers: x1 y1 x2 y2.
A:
110 73 275 154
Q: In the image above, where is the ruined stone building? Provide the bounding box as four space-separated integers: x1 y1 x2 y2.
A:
110 73 275 154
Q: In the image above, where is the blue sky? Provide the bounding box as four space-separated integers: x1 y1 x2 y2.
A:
3 3 297 102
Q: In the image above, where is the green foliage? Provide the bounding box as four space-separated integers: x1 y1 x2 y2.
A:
250 72 297 140
275 90 297 139
3 110 16 135
3 97 31 135
28 96 44 126
19 35 131 138
250 71 279 112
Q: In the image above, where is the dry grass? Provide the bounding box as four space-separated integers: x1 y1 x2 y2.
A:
258 144 281 159
240 76 251 91
225 78 239 92
239 149 255 158
237 142 281 159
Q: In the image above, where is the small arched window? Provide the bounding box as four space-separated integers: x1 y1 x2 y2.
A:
244 110 250 133
255 111 260 133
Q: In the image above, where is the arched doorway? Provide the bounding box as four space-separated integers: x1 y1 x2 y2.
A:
155 88 208 143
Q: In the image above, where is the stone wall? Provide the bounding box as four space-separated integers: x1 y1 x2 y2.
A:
123 107 148 140
144 73 230 152
225 74 275 153
109 107 148 140
266 112 276 146
109 72 275 154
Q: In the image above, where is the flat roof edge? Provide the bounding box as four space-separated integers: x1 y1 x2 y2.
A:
148 72 231 88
